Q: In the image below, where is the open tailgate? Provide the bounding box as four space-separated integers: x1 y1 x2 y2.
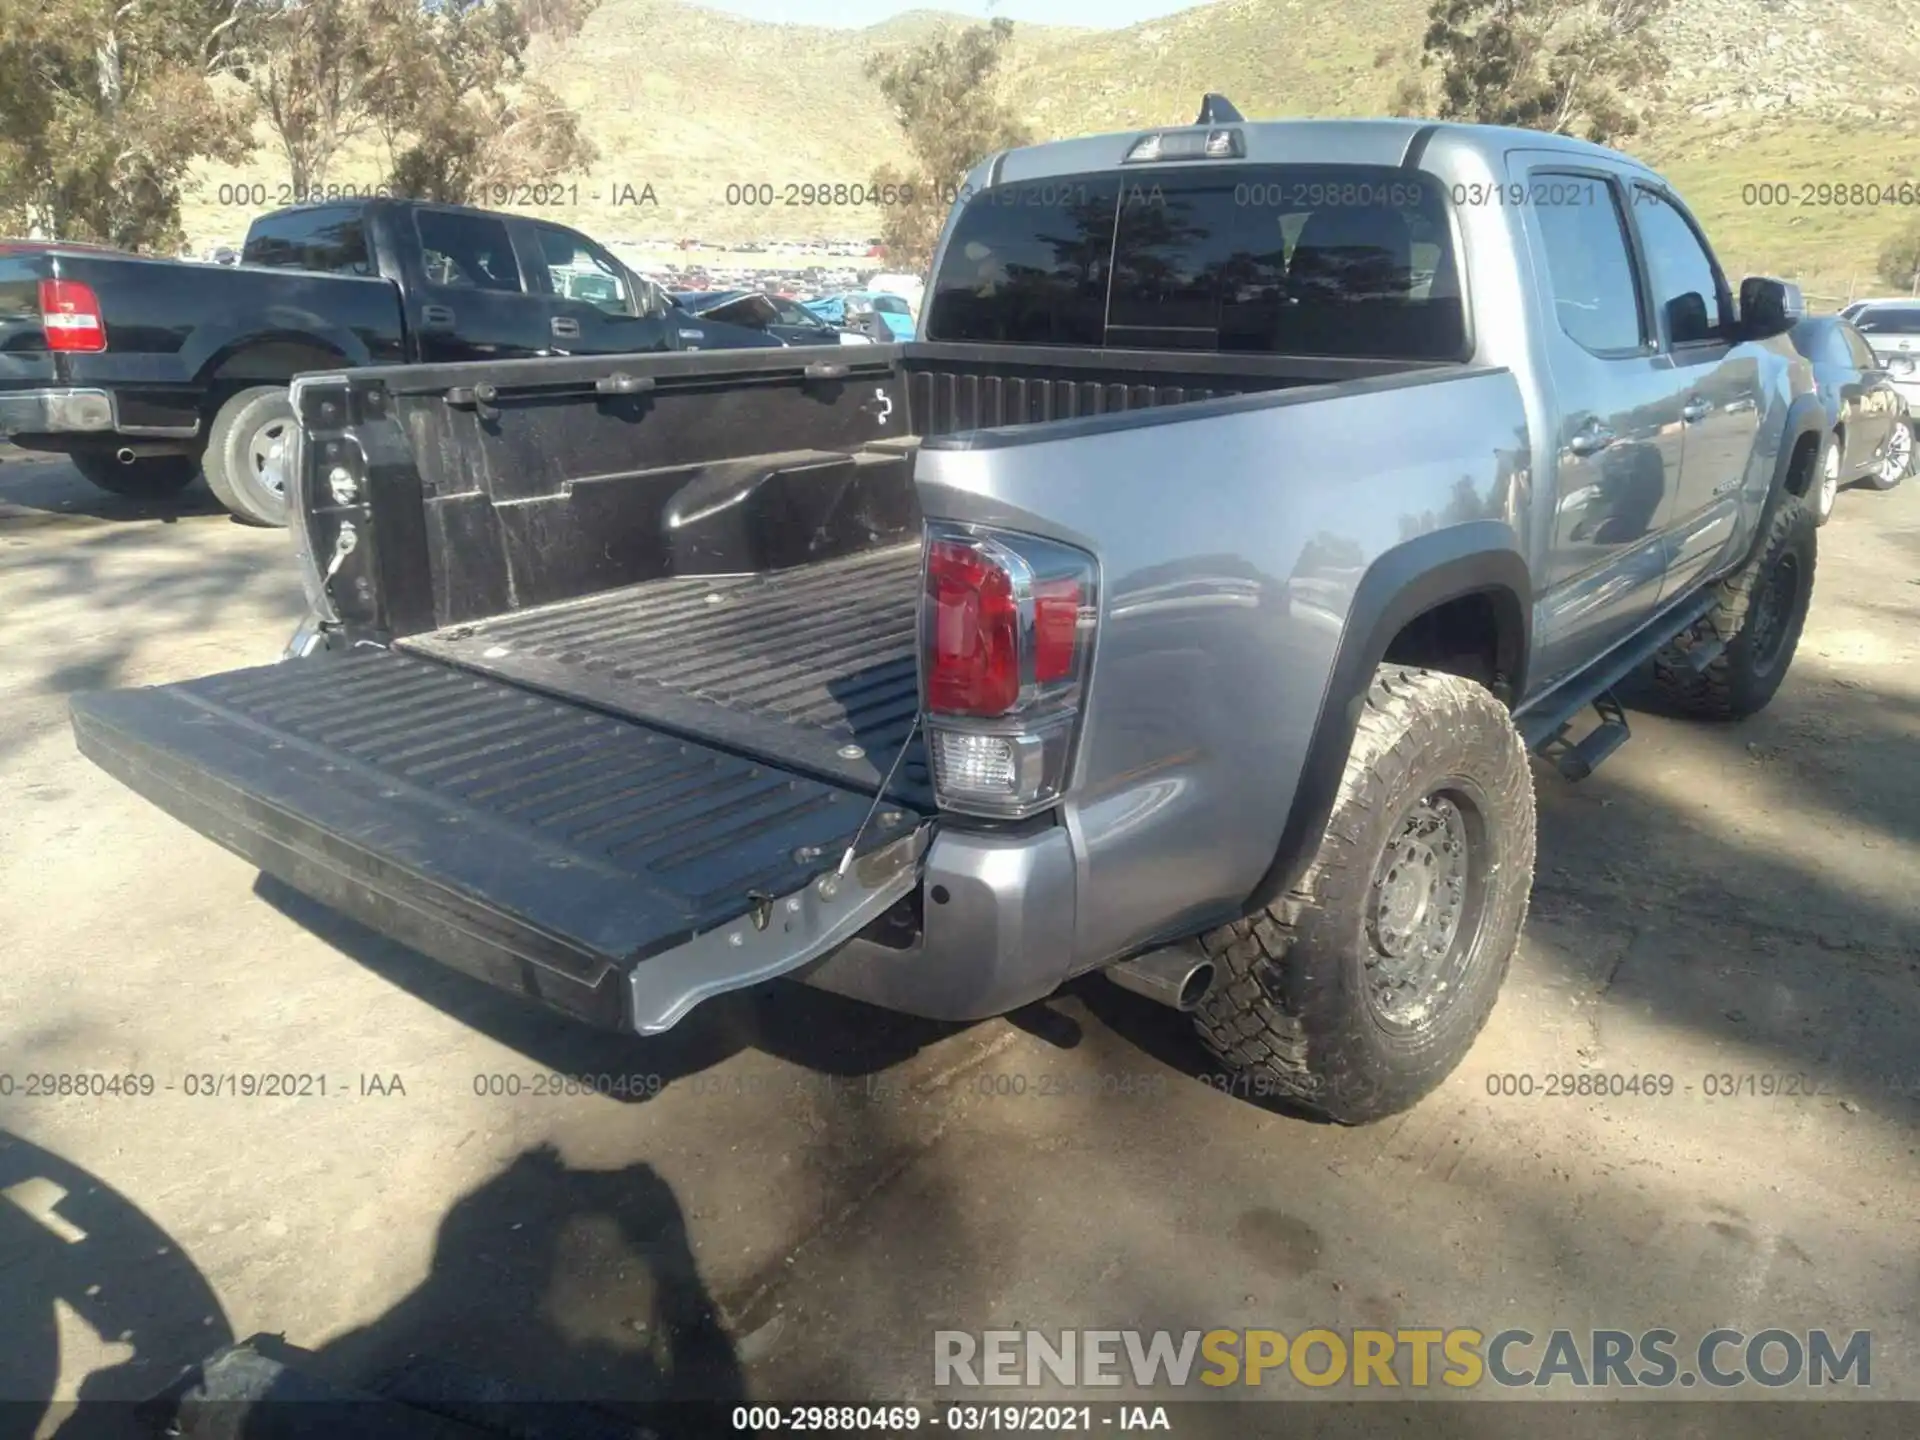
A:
70 651 931 1032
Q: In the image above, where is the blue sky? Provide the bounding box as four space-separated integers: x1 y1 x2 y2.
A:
685 0 1196 28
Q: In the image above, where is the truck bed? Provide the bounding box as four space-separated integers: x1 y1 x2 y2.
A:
398 543 929 805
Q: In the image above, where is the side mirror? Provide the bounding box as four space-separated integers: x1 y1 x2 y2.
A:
1740 276 1804 339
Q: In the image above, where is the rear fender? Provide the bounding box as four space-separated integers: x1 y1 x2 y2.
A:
1242 523 1531 914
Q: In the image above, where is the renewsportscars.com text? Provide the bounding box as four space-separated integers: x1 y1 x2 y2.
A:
934 1327 1871 1391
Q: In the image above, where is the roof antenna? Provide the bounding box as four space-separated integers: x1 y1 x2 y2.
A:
1196 93 1243 125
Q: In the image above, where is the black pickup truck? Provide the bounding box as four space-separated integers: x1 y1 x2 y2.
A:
0 200 780 525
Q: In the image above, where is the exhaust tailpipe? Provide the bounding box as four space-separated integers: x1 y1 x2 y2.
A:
1104 944 1216 1012
117 447 137 464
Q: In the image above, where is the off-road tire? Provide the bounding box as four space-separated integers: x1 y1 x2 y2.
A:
202 385 295 527
71 450 199 500
1860 418 1912 491
1643 493 1817 720
1191 666 1536 1126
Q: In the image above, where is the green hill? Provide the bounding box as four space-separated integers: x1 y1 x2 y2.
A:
181 0 1920 303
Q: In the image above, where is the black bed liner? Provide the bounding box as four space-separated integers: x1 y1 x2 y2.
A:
397 542 930 806
71 651 930 1029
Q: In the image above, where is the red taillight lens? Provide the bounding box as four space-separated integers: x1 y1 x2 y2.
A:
1032 577 1081 683
925 537 1020 716
38 278 106 352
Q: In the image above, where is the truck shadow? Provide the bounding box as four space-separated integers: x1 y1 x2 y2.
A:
5 1131 749 1439
0 458 228 524
253 876 970 1104
0 1129 233 1440
294 1142 744 1416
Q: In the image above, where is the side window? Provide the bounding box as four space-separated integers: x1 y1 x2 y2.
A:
529 224 636 316
241 207 371 275
1529 176 1644 354
414 210 522 293
1631 187 1730 346
1842 325 1878 370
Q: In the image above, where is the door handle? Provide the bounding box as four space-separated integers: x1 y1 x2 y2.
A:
1568 423 1616 456
1682 398 1713 422
551 316 581 339
421 304 456 330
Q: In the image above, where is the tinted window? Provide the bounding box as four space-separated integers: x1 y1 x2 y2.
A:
924 176 1122 345
1855 307 1920 335
1632 188 1728 345
1840 324 1879 370
414 210 522 293
872 296 910 314
926 166 1466 359
1530 177 1643 353
242 207 372 275
527 223 635 315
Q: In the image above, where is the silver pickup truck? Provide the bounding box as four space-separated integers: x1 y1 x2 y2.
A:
71 106 1828 1123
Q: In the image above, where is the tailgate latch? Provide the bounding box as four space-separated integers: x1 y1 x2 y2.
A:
747 890 776 931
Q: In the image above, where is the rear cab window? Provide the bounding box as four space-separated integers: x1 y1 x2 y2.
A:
414 209 523 292
241 206 374 275
924 164 1468 360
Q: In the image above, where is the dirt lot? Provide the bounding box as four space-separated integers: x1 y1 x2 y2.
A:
2 452 1917 1437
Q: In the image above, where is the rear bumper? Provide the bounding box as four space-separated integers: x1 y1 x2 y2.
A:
793 821 1080 1021
0 384 203 442
0 387 115 435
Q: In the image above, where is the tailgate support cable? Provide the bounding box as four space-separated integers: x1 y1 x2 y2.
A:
836 713 921 877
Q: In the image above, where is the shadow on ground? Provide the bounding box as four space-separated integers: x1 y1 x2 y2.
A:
0 1130 233 1440
254 876 972 1104
0 459 226 525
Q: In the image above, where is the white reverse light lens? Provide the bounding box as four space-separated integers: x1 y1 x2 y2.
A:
931 730 1017 795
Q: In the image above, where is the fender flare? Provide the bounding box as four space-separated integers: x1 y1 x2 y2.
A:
1771 393 1830 500
1241 520 1532 915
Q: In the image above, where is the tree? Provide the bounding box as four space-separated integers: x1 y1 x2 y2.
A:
225 0 596 205
1396 0 1672 145
864 18 1032 273
1877 219 1920 294
0 0 256 249
376 0 596 202
229 0 409 196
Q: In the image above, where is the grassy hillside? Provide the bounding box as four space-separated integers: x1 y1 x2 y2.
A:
180 0 1920 300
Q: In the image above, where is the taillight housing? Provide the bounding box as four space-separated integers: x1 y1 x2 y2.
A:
920 521 1097 819
38 278 106 353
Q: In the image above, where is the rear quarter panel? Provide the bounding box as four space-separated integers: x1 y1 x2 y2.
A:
19 254 406 429
914 366 1532 971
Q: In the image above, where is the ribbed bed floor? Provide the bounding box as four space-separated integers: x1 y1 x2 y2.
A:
398 543 931 808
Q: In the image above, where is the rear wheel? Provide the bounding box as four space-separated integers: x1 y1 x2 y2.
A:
1862 418 1912 491
202 386 295 527
71 450 199 500
1191 666 1536 1125
1642 493 1817 720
